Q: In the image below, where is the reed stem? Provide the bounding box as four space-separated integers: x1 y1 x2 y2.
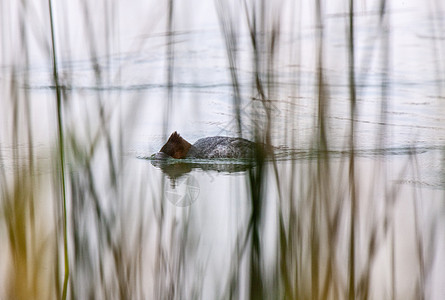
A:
48 1 69 298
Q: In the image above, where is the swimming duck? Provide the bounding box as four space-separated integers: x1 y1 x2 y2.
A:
155 131 256 159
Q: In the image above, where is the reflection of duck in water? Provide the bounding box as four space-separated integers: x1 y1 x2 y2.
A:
154 131 257 159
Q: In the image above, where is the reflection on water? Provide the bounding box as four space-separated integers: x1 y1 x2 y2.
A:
149 156 254 180
1 0 445 299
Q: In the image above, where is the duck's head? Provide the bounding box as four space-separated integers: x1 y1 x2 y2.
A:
159 131 191 159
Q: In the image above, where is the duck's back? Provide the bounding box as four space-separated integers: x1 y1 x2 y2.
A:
187 136 255 159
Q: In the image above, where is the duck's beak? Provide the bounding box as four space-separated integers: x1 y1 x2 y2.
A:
152 152 171 159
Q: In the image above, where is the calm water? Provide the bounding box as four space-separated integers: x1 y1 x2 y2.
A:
1 0 445 299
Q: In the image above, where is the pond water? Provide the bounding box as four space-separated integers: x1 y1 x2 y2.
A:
1 0 445 299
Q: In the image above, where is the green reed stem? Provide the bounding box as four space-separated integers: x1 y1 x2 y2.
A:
348 0 357 299
48 0 69 299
